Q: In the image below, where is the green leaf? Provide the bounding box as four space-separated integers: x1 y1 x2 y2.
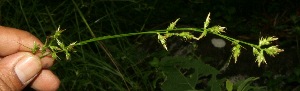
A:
237 77 260 91
209 76 223 91
226 79 233 91
149 57 160 67
159 56 220 91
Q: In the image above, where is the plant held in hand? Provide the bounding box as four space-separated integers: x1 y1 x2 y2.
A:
22 13 283 67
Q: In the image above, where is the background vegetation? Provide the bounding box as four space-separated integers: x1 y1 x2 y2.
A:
0 0 299 90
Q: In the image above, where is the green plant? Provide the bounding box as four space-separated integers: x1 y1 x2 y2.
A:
226 77 265 91
14 13 283 91
21 13 283 67
153 56 222 91
14 13 284 91
158 13 283 67
3 0 295 90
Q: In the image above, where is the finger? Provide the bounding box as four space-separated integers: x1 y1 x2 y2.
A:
30 69 60 91
0 52 42 90
0 26 54 68
0 26 41 56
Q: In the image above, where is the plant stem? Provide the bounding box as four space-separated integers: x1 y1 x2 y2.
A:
75 27 260 50
212 32 260 49
75 31 166 46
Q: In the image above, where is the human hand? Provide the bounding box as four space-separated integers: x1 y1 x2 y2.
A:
0 26 60 90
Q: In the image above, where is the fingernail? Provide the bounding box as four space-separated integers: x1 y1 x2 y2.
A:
15 55 41 84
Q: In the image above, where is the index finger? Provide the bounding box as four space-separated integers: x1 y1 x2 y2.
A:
0 26 54 68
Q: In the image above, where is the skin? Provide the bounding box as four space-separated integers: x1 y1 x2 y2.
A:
0 26 60 90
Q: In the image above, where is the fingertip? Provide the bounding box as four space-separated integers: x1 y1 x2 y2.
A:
31 70 60 91
40 55 55 68
15 53 42 85
0 26 44 56
0 52 42 90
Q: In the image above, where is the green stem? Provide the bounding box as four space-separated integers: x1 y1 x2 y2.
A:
75 28 202 46
212 32 260 49
75 27 261 51
75 31 163 45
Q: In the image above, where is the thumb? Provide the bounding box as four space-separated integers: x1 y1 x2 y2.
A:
0 52 42 90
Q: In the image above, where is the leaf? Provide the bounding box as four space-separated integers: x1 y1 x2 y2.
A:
159 56 220 91
149 57 160 67
226 79 233 91
237 77 259 91
208 76 223 91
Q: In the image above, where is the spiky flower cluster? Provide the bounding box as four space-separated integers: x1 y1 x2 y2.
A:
157 13 283 67
253 37 284 66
